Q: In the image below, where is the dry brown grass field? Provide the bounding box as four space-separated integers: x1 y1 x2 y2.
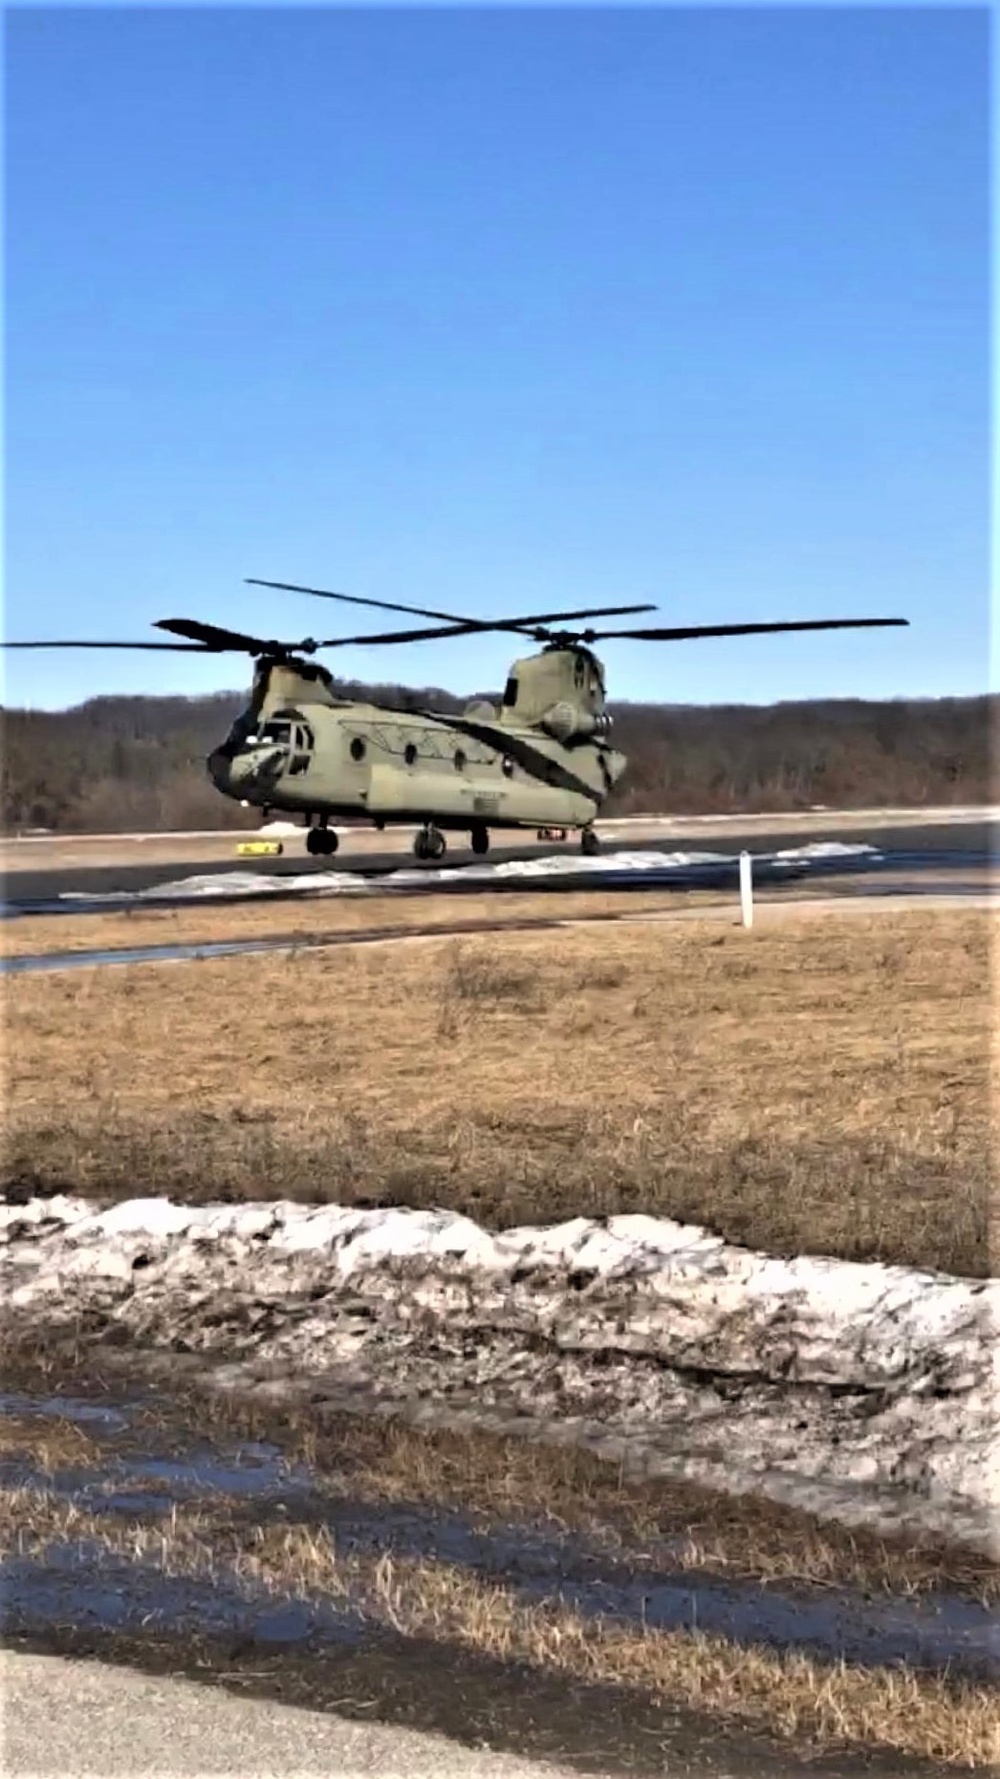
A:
5 905 994 1273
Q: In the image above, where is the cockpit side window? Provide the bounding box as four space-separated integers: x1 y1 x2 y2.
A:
502 676 519 708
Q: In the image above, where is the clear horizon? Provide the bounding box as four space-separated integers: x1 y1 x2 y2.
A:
5 7 988 712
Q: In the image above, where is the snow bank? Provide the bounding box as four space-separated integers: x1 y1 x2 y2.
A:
3 1194 994 1551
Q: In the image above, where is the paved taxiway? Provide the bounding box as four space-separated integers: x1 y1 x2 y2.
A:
2 817 993 913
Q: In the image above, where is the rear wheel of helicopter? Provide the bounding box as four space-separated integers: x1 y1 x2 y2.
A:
580 826 600 857
414 824 446 862
470 822 490 857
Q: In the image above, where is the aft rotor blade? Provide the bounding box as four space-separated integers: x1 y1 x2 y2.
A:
454 603 658 635
582 617 910 643
312 605 657 650
314 621 498 647
2 638 216 651
248 578 656 636
162 615 529 652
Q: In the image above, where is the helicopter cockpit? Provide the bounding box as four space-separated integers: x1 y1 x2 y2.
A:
244 713 315 775
252 715 311 772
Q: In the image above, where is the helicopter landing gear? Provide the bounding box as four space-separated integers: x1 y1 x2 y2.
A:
580 825 600 857
414 823 446 863
470 822 490 857
306 822 339 859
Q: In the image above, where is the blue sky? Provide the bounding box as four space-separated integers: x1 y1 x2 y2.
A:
4 4 989 711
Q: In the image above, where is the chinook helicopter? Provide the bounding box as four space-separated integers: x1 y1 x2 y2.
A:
6 580 908 861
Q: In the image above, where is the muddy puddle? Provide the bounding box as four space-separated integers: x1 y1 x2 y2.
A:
1 1391 996 1682
2 1547 365 1646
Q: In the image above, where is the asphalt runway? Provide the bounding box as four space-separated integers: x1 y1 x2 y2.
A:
3 818 994 915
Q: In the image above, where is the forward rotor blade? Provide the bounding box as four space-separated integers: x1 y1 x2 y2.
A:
155 618 291 653
247 578 656 637
246 577 465 626
582 617 910 643
157 613 492 654
2 638 216 651
161 614 500 652
314 621 498 647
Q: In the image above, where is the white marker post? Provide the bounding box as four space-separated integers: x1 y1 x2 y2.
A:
739 850 754 928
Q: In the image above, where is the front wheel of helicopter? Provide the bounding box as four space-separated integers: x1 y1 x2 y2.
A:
306 825 339 858
580 826 600 857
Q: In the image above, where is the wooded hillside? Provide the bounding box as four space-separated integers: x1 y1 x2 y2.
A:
1 684 992 832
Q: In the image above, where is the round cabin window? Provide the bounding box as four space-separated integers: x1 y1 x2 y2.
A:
454 749 467 773
501 756 514 778
404 742 418 766
350 737 366 762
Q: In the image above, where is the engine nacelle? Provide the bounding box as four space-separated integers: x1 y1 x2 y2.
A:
541 702 580 741
541 703 612 743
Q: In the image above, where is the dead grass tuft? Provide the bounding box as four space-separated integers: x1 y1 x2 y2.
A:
442 944 543 1010
0 1414 106 1472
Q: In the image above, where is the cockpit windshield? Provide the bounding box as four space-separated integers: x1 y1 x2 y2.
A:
260 719 294 744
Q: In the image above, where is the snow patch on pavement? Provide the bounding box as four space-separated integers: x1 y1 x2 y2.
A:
57 841 883 905
774 841 881 861
4 1193 992 1551
60 868 376 903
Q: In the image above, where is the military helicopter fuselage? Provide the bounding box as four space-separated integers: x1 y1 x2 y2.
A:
208 643 625 857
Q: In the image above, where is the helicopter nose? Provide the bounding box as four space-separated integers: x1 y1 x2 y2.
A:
208 743 286 795
207 747 236 793
242 743 288 786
